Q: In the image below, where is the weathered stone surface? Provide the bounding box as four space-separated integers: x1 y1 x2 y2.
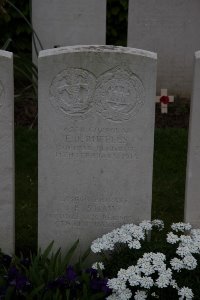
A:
38 45 157 253
0 50 14 253
185 51 200 227
128 0 200 97
32 0 106 63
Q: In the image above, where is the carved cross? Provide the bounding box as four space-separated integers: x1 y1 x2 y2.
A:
156 89 174 114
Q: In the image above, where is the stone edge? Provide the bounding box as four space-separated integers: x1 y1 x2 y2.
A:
0 50 13 59
39 45 157 60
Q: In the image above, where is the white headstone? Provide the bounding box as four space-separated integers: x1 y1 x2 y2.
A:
128 0 200 97
0 50 14 253
32 0 106 63
185 51 200 227
38 45 157 253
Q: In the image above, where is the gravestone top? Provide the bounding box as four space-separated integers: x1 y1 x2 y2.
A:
0 50 13 58
38 45 157 254
32 0 106 64
128 0 200 97
39 45 157 59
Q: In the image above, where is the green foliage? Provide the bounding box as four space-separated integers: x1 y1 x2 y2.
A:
152 128 188 228
0 242 109 299
0 1 38 99
0 0 31 52
0 0 129 50
107 0 129 46
0 0 130 97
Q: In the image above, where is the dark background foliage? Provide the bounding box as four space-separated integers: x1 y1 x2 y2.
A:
106 0 128 46
0 0 31 52
0 0 129 52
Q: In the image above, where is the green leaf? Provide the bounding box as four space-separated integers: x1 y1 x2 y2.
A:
2 37 12 50
62 239 79 272
26 283 45 299
80 247 91 264
41 241 54 262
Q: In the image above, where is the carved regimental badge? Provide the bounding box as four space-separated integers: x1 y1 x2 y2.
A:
0 81 4 110
95 67 145 121
50 68 96 117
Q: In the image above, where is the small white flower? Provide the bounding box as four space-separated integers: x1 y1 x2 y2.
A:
128 274 141 287
171 222 192 233
180 235 192 246
178 286 193 299
176 246 192 257
152 252 166 272
167 232 180 244
170 257 184 271
92 262 105 270
127 265 141 276
106 294 119 300
156 268 172 288
151 292 159 298
117 268 128 281
139 220 152 231
183 255 197 270
140 276 154 288
126 265 141 287
118 288 132 300
128 240 141 249
134 290 147 300
152 219 164 230
170 279 178 289
107 277 126 292
191 229 200 239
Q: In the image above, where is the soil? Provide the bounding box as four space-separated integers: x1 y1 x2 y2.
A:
14 93 190 129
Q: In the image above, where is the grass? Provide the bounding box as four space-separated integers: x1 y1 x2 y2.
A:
152 128 188 226
15 127 188 254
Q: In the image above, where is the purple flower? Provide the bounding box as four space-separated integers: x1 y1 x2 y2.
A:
7 266 18 279
86 267 98 277
65 265 77 282
7 266 30 291
90 278 111 295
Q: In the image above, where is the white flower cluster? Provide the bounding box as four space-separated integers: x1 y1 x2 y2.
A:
171 222 192 232
92 261 105 270
168 222 200 274
106 252 175 299
91 220 199 299
91 220 164 253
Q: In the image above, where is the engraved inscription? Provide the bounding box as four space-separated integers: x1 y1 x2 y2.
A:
50 68 96 117
95 67 145 121
0 81 4 109
55 126 138 161
48 194 137 229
